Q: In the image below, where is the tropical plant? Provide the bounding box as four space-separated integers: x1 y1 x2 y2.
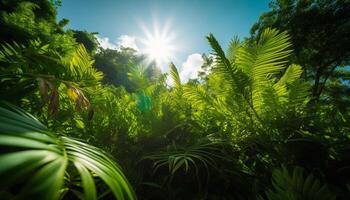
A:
141 142 224 199
260 166 336 200
0 40 102 86
180 29 309 140
0 40 102 117
0 102 135 200
144 142 222 176
169 62 182 91
1 0 349 198
0 0 78 62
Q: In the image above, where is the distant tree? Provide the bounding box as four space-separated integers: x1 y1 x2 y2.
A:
197 53 213 82
72 30 99 54
145 64 163 83
94 48 136 91
251 0 350 100
94 47 162 91
49 0 62 7
0 0 76 55
0 0 57 22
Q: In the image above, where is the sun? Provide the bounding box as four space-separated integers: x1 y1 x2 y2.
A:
143 35 172 65
139 20 178 67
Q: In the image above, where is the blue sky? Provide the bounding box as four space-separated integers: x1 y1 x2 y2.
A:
58 0 271 81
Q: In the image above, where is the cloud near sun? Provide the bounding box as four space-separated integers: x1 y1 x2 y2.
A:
95 35 204 83
95 35 139 50
179 53 204 82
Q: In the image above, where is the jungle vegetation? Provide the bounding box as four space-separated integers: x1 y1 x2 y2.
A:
0 0 350 199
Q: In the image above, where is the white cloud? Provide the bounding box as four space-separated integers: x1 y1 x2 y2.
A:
95 36 118 50
95 35 139 51
179 53 204 82
117 35 139 51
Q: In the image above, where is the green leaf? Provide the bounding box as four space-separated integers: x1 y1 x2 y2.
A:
0 103 135 200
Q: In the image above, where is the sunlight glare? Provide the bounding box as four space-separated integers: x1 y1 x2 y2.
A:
139 20 178 68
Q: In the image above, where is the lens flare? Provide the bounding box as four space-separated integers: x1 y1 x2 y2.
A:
139 19 178 69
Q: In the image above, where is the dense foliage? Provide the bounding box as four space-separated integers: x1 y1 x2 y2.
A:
0 0 349 199
251 0 350 101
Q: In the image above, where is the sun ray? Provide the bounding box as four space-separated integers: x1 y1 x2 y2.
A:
139 19 179 70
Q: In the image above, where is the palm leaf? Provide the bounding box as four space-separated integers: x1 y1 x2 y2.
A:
0 102 135 200
226 35 241 64
264 166 335 200
206 33 248 96
169 62 182 89
274 64 310 108
144 142 222 178
236 28 292 80
183 84 213 108
205 29 309 131
67 44 103 84
236 29 292 114
207 33 265 124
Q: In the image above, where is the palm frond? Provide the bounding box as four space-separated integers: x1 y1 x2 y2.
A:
274 64 310 108
0 42 26 63
236 28 292 80
67 44 103 84
278 64 303 85
0 102 135 200
128 65 149 91
236 29 292 114
264 166 335 200
206 33 248 96
183 84 214 109
226 35 241 63
0 40 102 86
144 142 222 176
207 33 264 124
169 62 182 89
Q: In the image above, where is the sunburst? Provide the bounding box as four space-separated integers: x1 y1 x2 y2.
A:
139 20 178 68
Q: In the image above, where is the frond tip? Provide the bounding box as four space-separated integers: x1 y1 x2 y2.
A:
206 33 248 95
206 33 231 71
169 62 182 89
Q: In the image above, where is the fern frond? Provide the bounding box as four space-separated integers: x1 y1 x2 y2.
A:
68 44 103 84
128 65 149 91
169 62 182 89
183 84 213 109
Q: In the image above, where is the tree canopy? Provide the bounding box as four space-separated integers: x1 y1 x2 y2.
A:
251 0 350 100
